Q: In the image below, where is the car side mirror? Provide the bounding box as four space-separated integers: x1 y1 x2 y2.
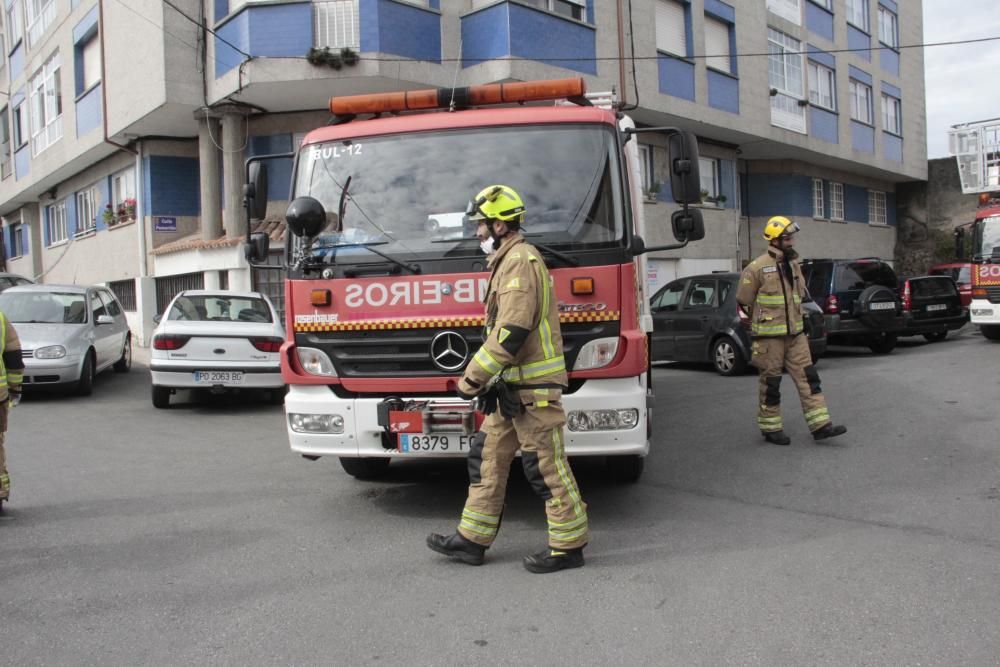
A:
97 315 115 325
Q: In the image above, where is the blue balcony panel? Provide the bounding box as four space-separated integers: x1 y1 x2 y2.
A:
145 156 202 217
361 0 441 63
805 1 834 41
215 2 312 78
76 84 103 138
883 132 902 162
879 46 899 77
9 43 24 81
851 120 875 153
844 184 868 223
707 70 738 114
809 106 838 144
847 24 871 62
658 54 695 102
14 146 29 181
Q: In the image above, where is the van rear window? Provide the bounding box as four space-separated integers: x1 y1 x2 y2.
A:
909 277 958 298
836 262 897 291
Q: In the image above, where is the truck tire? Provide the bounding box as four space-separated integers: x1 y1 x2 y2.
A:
606 455 644 483
981 325 1000 341
340 457 391 480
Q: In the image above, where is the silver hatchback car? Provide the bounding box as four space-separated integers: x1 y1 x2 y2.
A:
0 284 132 395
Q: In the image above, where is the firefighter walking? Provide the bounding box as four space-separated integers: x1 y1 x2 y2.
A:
736 216 847 446
0 308 25 510
427 185 588 573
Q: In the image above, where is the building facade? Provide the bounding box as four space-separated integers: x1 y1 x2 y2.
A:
0 0 926 343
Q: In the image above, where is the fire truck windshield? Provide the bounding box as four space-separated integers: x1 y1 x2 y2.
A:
977 215 1000 259
292 124 625 265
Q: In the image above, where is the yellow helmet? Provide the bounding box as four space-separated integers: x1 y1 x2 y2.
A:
763 216 800 241
466 185 525 223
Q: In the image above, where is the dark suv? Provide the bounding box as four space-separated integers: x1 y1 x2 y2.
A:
799 258 904 354
897 275 969 341
650 272 827 376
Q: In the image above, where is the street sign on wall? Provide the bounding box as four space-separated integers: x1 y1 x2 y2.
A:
154 216 177 232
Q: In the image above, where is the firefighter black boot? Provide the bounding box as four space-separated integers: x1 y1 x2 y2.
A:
762 430 791 446
813 424 847 441
523 546 585 574
426 532 486 566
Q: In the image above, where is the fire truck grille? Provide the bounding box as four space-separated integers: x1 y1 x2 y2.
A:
295 322 621 377
987 286 1000 304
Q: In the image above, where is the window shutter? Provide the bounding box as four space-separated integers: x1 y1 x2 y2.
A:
655 0 687 57
704 17 730 73
83 37 102 90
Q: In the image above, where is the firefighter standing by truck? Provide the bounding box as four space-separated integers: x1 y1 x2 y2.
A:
427 185 589 573
736 216 847 446
0 308 25 510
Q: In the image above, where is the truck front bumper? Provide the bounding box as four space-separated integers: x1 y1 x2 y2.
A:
969 299 1000 325
285 376 650 459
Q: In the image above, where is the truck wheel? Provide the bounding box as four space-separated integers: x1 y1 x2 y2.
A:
151 385 171 409
868 333 897 354
339 457 391 480
981 325 1000 341
711 336 747 376
922 331 947 342
606 455 644 483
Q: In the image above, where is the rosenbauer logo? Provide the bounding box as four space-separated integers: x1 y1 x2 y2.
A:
344 279 489 308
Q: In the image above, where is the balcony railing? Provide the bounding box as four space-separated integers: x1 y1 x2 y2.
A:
314 0 360 49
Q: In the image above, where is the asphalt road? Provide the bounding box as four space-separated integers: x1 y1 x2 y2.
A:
1 328 999 666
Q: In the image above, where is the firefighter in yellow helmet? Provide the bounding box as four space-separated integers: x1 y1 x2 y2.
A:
736 216 847 446
0 307 25 510
427 185 589 573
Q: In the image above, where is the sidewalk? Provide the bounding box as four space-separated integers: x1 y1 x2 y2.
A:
133 344 151 368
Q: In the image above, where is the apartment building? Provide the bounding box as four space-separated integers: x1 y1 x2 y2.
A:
0 0 926 343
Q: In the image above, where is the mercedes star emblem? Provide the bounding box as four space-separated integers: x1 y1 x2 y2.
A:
430 331 469 372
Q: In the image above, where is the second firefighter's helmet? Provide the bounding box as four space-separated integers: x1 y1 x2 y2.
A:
466 185 526 223
763 215 800 241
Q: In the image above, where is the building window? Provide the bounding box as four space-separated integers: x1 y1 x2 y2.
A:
9 223 25 258
25 0 57 48
0 106 10 180
704 16 732 74
812 178 825 218
108 279 137 312
6 1 23 50
881 93 902 135
29 51 63 157
768 28 806 133
877 6 897 47
638 144 654 194
110 165 136 223
76 185 99 235
46 200 68 245
808 61 836 111
699 157 719 199
811 0 832 9
495 0 585 21
77 33 102 94
655 0 688 58
313 0 360 49
849 78 874 125
829 182 844 221
868 190 886 224
12 101 28 149
766 0 801 26
846 0 869 32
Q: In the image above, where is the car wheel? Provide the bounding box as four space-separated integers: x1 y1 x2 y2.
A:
606 455 644 483
113 336 132 372
339 457 391 480
711 336 747 376
868 333 897 354
981 325 1000 341
922 331 947 342
76 352 95 396
151 385 171 409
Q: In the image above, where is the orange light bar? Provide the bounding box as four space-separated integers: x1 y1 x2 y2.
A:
311 289 332 307
329 77 586 116
980 193 991 206
571 277 595 295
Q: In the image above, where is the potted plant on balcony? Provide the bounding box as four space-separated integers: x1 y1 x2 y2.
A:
117 198 136 223
102 203 116 226
643 181 661 203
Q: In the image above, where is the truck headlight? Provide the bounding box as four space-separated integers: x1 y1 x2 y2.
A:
567 409 639 431
289 413 345 434
296 347 337 377
34 345 67 359
573 337 620 371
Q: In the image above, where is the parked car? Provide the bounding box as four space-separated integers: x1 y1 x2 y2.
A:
928 262 973 308
149 290 285 408
897 275 969 341
649 272 827 376
0 284 131 395
0 272 34 292
799 258 904 354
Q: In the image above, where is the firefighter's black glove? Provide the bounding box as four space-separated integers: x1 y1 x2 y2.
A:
456 387 478 401
496 381 523 419
476 386 499 416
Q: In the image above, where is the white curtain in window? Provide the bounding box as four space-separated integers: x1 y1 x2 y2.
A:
655 0 687 57
704 17 731 73
83 37 102 90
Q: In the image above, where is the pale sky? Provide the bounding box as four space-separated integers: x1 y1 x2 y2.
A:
923 0 1000 158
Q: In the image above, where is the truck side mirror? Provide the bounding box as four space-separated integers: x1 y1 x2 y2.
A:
245 162 269 221
668 131 701 205
286 196 328 238
954 227 965 260
244 231 270 263
671 208 705 242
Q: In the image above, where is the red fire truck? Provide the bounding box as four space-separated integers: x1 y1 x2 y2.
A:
243 78 705 482
949 119 1000 340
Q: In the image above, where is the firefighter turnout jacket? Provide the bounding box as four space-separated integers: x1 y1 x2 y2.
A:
1 310 25 501
458 232 568 393
735 247 806 336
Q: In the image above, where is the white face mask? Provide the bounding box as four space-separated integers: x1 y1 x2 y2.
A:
480 237 495 255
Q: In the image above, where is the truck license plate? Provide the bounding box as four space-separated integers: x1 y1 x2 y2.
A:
398 434 475 453
926 303 947 312
194 371 244 385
